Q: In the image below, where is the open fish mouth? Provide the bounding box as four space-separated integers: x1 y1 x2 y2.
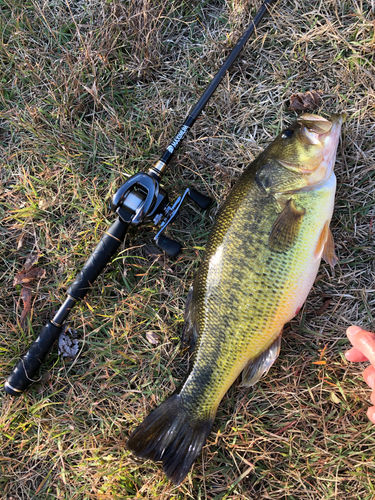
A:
280 113 345 187
297 113 345 148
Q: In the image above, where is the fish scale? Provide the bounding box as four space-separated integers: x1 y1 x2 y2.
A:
128 113 344 485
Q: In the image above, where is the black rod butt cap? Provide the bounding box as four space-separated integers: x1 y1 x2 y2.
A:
4 380 24 397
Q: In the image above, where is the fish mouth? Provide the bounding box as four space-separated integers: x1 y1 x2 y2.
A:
280 113 345 185
297 112 345 156
297 114 334 147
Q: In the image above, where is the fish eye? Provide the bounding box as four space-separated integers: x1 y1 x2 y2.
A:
282 129 294 139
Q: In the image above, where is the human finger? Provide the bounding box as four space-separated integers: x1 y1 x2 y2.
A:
370 390 375 406
363 365 375 390
346 326 375 367
367 407 375 425
345 346 369 362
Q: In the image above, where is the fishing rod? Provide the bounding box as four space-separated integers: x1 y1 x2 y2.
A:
4 0 276 396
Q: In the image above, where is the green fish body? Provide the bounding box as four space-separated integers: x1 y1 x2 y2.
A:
128 113 344 485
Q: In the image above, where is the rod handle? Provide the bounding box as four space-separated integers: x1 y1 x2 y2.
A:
68 218 129 300
4 217 130 395
4 322 63 396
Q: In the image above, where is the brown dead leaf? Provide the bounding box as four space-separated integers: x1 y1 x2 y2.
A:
289 90 323 112
14 267 46 286
146 331 159 345
14 252 46 326
20 286 32 327
24 252 40 272
17 232 26 250
315 298 332 315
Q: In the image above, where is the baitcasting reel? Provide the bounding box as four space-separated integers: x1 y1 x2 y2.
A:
111 167 212 258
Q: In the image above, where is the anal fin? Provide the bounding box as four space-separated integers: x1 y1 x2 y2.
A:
242 334 282 387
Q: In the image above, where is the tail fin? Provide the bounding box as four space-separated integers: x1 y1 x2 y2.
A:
127 394 213 485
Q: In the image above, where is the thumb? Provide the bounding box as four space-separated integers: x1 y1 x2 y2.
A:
347 326 375 366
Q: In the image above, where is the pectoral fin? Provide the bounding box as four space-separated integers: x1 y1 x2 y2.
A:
314 221 337 268
242 334 282 387
269 199 305 252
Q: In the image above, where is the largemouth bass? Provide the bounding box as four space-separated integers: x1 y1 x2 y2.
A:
128 113 344 485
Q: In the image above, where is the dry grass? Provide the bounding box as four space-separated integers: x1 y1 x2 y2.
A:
0 0 374 498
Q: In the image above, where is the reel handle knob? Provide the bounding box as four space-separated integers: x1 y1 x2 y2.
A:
156 235 182 258
188 188 212 210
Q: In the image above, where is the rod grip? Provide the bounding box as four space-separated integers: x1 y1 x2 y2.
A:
68 218 129 300
4 217 130 396
4 322 63 396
